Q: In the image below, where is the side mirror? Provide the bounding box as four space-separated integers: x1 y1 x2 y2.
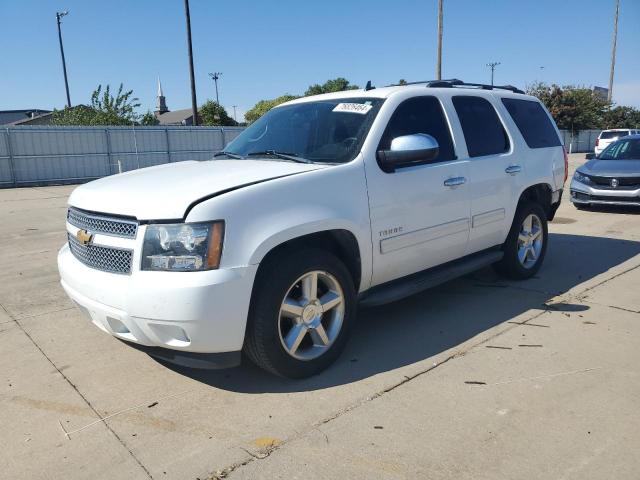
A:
585 153 596 160
376 134 440 173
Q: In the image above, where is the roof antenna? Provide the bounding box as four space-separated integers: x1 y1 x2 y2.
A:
365 80 375 91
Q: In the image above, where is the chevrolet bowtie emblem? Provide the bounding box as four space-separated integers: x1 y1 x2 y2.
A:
76 229 93 246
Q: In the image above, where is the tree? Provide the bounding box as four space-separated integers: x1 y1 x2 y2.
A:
199 100 236 126
526 82 610 134
140 111 159 126
603 106 640 129
244 95 299 124
304 77 359 96
51 83 141 125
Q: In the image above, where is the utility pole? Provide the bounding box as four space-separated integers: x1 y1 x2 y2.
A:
208 72 222 104
56 11 71 108
486 62 500 86
608 0 620 103
436 0 443 80
232 105 237 123
183 0 199 125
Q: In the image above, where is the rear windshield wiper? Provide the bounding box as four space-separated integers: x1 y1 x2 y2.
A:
246 150 312 164
213 151 244 159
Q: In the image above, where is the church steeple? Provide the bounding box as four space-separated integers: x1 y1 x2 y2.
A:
155 77 168 115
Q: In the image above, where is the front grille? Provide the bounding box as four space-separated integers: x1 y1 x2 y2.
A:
588 175 640 190
572 191 640 204
67 233 133 274
67 207 138 238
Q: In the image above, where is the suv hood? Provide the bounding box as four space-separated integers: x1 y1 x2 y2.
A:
68 159 326 220
580 159 640 178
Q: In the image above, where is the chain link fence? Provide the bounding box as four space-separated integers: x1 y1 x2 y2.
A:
0 125 244 188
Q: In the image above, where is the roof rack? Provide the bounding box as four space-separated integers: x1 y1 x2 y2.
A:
392 79 524 94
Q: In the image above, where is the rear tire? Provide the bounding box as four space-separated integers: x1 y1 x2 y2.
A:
244 248 356 378
494 202 548 280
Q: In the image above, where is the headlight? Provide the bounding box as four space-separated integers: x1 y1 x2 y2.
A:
142 221 224 271
573 171 591 184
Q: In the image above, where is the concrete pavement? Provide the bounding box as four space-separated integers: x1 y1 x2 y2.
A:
1 154 639 479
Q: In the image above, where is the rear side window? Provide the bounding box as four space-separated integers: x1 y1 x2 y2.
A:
600 130 628 139
452 96 509 157
501 98 562 149
379 96 456 162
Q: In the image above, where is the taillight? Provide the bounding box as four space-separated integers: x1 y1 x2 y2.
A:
563 148 569 184
595 138 599 147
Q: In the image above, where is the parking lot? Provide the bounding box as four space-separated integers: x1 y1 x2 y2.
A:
1 153 639 480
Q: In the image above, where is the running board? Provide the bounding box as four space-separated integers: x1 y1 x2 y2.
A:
359 249 504 307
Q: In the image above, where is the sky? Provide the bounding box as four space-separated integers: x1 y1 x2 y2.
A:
1 0 639 122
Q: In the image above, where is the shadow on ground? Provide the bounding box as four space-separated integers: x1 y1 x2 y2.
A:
154 233 640 393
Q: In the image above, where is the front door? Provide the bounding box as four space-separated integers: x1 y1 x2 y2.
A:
364 95 471 286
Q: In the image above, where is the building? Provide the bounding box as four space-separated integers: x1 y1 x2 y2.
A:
153 78 200 126
0 109 51 126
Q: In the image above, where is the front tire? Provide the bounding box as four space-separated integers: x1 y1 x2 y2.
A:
244 248 356 378
495 202 548 280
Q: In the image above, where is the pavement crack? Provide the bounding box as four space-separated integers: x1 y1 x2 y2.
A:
0 301 154 479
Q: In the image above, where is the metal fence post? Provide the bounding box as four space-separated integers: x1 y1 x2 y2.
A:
105 128 116 175
6 128 17 187
165 127 171 163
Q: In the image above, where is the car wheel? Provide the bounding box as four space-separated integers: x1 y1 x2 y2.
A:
494 202 548 280
244 248 355 378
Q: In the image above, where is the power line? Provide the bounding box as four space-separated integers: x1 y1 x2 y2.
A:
208 72 222 105
183 0 198 126
56 11 71 108
436 0 443 80
486 62 501 86
608 0 619 103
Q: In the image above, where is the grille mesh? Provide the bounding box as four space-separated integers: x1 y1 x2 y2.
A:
67 207 138 238
67 233 133 274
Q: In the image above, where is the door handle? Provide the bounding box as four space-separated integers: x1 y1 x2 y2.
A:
444 177 466 187
505 165 522 175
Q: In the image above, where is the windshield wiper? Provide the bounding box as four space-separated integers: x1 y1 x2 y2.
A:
213 151 245 159
246 150 312 164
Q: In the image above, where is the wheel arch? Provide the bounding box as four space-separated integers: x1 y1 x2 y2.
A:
252 228 364 293
517 183 556 220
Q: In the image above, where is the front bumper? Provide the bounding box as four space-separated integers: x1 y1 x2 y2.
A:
570 179 640 207
58 243 258 365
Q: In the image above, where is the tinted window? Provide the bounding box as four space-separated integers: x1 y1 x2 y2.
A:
452 96 509 157
379 96 456 162
600 130 629 139
501 98 562 149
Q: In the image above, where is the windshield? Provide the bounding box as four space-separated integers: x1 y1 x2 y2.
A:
599 138 640 160
600 130 629 140
223 98 384 164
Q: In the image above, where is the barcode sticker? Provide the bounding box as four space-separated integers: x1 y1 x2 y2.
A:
332 103 373 114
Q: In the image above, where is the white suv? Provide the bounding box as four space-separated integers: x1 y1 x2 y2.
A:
58 79 566 378
595 129 640 155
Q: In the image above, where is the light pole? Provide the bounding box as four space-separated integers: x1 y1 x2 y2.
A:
232 105 237 123
209 72 222 105
608 0 620 103
56 11 71 108
436 0 443 80
183 0 199 125
486 61 500 86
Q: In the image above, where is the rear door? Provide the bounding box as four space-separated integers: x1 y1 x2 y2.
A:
451 95 514 254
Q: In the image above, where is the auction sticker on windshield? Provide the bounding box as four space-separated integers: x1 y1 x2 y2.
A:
333 103 373 114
